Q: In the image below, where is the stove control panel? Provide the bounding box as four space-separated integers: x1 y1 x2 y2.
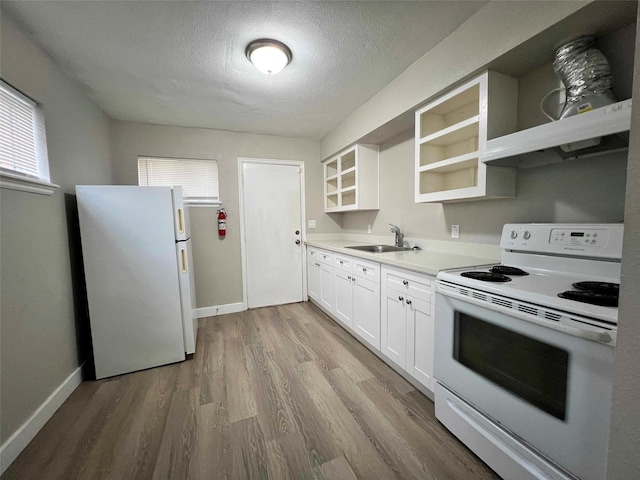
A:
550 228 608 247
501 223 624 259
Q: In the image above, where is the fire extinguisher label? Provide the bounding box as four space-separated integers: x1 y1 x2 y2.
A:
218 221 226 229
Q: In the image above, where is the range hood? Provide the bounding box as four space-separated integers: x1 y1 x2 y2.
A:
482 99 632 168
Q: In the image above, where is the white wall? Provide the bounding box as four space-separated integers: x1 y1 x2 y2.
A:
110 121 334 308
0 12 113 445
606 13 640 478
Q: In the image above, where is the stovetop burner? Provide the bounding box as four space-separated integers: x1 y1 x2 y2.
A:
461 271 512 282
490 265 529 276
573 281 620 295
558 290 619 307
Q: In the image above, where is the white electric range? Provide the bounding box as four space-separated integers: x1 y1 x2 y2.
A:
434 223 623 480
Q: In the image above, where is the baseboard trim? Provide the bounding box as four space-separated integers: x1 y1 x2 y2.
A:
196 302 246 318
0 364 84 474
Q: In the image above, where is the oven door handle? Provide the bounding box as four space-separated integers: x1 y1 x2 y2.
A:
437 284 614 345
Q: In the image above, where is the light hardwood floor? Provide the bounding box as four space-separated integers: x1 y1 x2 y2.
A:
2 302 498 480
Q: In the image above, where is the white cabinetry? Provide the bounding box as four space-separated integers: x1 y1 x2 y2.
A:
333 254 355 329
324 144 379 212
307 248 334 313
415 71 518 203
353 272 381 350
307 257 320 302
381 266 435 390
332 254 381 350
307 248 438 391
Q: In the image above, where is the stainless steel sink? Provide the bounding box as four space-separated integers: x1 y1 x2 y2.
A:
346 244 412 253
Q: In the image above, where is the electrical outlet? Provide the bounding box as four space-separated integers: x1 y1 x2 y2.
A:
308 220 316 229
451 225 460 239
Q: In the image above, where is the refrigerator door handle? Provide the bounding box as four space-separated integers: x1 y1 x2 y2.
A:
181 247 187 274
177 208 185 235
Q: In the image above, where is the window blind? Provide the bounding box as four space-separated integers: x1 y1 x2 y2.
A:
138 156 219 204
0 80 50 182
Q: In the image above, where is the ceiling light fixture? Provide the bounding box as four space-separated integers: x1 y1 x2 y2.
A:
246 39 292 75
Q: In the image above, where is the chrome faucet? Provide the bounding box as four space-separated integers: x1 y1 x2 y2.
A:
389 223 404 248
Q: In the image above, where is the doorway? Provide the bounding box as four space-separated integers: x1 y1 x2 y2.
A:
238 158 306 308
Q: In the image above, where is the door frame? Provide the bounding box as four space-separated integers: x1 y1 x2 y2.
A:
238 157 307 309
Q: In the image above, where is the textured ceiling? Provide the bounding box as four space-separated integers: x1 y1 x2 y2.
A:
2 1 488 139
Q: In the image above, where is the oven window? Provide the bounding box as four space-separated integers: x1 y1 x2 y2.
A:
454 312 568 420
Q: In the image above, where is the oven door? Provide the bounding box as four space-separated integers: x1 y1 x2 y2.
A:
434 286 615 480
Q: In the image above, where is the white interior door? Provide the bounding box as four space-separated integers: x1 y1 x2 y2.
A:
241 160 304 308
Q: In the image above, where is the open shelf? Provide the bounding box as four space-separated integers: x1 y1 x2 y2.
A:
419 84 480 138
419 116 479 146
415 71 518 203
418 162 478 195
324 144 380 212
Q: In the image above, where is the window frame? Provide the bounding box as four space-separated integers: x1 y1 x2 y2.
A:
0 79 58 195
137 156 220 206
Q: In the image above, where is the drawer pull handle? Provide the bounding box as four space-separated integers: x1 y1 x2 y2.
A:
363 267 367 273
406 299 412 305
352 277 356 283
398 296 404 301
339 260 343 265
315 263 320 267
348 275 351 280
403 280 409 286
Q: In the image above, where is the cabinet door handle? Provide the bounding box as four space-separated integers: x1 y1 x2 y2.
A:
339 260 343 265
348 275 351 280
295 239 301 245
315 263 320 267
363 267 367 273
352 277 356 283
403 280 409 286
398 296 404 301
406 299 412 305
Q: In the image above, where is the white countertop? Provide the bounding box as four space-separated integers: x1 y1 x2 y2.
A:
305 235 500 277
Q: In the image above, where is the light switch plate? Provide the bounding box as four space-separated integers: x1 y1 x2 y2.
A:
308 220 317 229
451 225 460 239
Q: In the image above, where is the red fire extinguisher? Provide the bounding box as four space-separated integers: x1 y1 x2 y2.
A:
217 208 227 238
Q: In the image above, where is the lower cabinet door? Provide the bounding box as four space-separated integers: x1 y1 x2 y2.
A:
353 276 381 350
319 263 334 313
334 270 353 329
406 296 434 390
381 288 407 367
307 261 321 302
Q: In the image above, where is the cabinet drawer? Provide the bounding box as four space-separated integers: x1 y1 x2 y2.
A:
308 248 333 266
334 254 353 273
353 257 380 282
383 266 433 302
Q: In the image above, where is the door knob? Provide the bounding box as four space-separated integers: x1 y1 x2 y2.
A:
295 239 301 245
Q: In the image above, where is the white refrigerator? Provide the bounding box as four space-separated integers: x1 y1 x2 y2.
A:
76 185 197 379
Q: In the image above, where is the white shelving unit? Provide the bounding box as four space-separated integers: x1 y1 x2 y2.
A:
414 71 518 203
324 144 379 212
